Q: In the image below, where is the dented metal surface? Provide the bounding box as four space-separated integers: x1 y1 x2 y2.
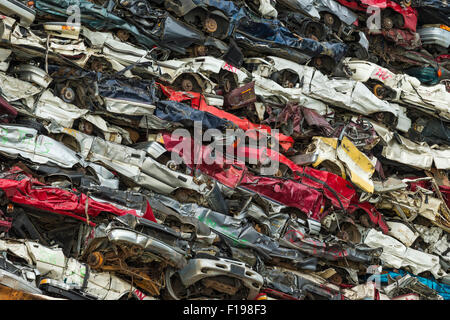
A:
0 239 150 300
0 0 447 302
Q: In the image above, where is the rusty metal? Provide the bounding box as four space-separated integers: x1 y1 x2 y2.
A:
134 273 162 296
61 87 75 103
2 0 448 302
328 272 343 286
124 128 140 143
309 34 319 42
274 169 283 177
281 71 296 88
306 24 321 42
173 188 204 205
173 188 190 203
314 57 322 67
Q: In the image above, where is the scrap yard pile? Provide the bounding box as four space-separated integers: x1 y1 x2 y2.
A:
0 0 449 301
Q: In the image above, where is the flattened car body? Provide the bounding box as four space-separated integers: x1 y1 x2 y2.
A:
343 58 450 121
0 0 35 27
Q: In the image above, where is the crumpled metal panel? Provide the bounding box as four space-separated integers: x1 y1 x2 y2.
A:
279 0 358 26
416 0 450 26
30 90 89 128
80 186 149 215
314 0 358 25
0 125 82 168
306 74 399 117
336 136 376 193
162 132 248 189
11 64 52 88
383 274 444 300
257 0 278 18
6 22 89 64
367 29 421 50
49 125 205 195
163 131 360 214
278 0 321 20
386 221 419 247
372 270 450 300
0 72 92 128
0 239 147 300
97 77 158 115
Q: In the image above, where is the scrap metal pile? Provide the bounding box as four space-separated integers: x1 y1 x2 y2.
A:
0 0 448 300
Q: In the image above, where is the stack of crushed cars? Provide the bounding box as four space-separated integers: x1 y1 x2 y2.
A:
0 0 448 301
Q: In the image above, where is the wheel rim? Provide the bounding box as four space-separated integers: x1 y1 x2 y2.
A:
117 30 130 41
91 60 103 72
194 45 206 56
373 84 386 99
222 78 231 92
80 121 93 135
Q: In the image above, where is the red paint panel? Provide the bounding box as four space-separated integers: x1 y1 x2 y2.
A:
0 178 156 225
